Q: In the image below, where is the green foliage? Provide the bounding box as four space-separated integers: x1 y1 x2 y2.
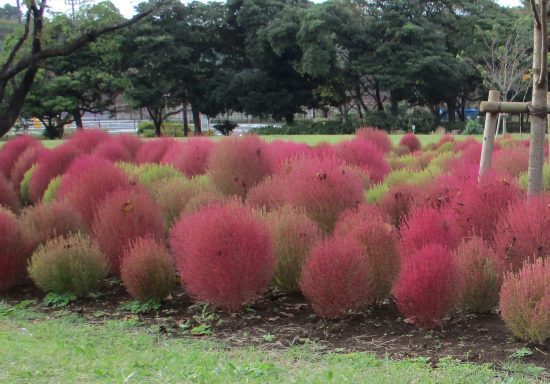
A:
20 165 35 203
42 176 61 204
137 164 181 187
519 165 550 191
119 300 161 314
252 118 360 135
43 292 77 308
463 119 483 135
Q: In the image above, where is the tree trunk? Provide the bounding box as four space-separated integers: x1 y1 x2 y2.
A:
284 113 294 125
73 110 83 130
146 107 163 137
479 90 501 181
183 107 189 137
527 0 548 195
191 103 202 136
447 100 456 125
390 95 398 116
375 80 384 111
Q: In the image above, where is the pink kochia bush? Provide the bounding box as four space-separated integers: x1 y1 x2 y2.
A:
279 156 364 233
492 149 529 179
112 134 142 159
28 144 80 203
399 133 421 153
169 203 275 311
300 235 372 318
493 198 550 272
454 236 504 314
135 138 175 164
453 177 520 241
0 208 27 291
500 258 550 344
399 207 461 259
266 140 313 171
161 138 214 177
92 141 133 163
67 129 110 153
392 243 458 328
9 146 44 190
355 127 392 153
0 135 40 178
333 205 399 301
56 155 131 226
92 188 164 274
335 139 390 183
121 236 176 302
378 183 422 228
0 173 20 213
207 136 272 197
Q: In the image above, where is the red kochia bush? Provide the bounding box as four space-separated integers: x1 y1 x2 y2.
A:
399 133 421 153
334 206 400 301
0 208 27 291
161 138 214 177
399 207 461 259
378 183 422 228
453 177 520 241
493 198 550 272
454 237 504 314
135 138 176 164
335 139 390 183
9 146 44 190
112 134 142 159
280 156 364 233
492 149 529 179
392 243 458 328
67 129 111 153
0 135 40 178
207 136 272 197
19 201 86 253
266 140 312 171
28 144 80 203
246 174 287 212
121 236 176 302
300 235 372 318
355 127 392 153
56 155 131 226
500 258 550 344
92 188 164 274
169 203 275 311
0 173 20 212
92 141 133 163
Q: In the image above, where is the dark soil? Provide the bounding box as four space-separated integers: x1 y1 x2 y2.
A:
3 280 550 372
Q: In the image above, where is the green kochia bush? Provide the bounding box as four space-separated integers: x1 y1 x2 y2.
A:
20 165 35 204
42 176 61 204
28 233 110 297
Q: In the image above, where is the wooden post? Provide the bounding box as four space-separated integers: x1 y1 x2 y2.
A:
479 90 500 181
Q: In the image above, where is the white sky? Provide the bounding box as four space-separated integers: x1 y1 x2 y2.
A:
0 0 526 19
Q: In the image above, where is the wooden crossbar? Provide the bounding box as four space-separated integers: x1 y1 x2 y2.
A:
479 101 550 114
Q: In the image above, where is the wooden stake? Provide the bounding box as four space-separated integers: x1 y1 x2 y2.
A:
479 90 501 181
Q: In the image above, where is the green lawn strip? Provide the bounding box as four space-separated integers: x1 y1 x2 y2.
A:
0 304 544 383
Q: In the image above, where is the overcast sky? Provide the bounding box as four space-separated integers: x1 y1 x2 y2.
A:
0 0 526 19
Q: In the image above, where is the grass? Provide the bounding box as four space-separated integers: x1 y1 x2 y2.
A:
0 302 546 383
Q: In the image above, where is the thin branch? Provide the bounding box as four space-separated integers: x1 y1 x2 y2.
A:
1 11 31 73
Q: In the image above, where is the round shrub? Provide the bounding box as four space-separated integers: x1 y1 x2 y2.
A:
246 175 287 212
377 183 422 228
67 129 110 153
135 138 176 164
266 140 313 171
300 235 372 318
493 149 529 179
0 135 40 178
183 188 227 214
169 203 275 312
207 136 272 197
266 206 320 293
136 163 181 188
28 233 109 297
454 237 503 314
112 134 142 158
355 127 392 153
399 207 461 259
56 155 131 226
42 176 62 203
279 156 364 233
10 146 44 189
161 138 215 177
121 236 176 302
92 188 164 274
392 243 458 328
399 133 421 152
19 201 86 253
334 206 400 302
28 144 80 203
335 139 390 183
493 198 550 272
0 172 20 213
500 258 550 345
0 208 27 291
92 141 133 163
20 166 35 204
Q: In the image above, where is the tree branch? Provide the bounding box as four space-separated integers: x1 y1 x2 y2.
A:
1 11 31 73
531 0 542 28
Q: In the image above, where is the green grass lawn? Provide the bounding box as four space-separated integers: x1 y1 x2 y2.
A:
0 302 545 384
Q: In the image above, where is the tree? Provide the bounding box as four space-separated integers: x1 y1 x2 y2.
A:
527 0 548 195
0 0 163 138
